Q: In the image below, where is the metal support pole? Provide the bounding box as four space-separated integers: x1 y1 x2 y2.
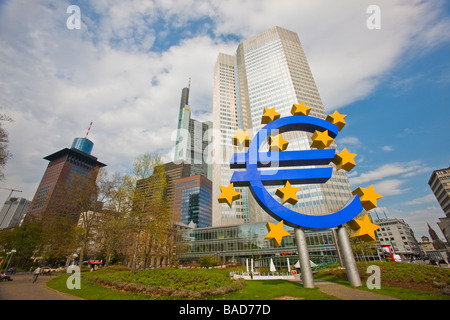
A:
337 225 362 287
294 227 314 288
331 227 344 267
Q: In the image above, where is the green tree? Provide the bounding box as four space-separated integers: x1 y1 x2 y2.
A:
123 153 169 274
199 256 219 268
95 173 131 266
68 167 119 268
0 113 13 181
0 217 42 269
40 210 81 265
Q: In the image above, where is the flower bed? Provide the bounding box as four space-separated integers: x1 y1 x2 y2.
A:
84 267 245 298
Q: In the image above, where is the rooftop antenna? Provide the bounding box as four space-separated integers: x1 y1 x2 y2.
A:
383 209 388 220
374 209 380 220
188 77 191 91
85 122 93 138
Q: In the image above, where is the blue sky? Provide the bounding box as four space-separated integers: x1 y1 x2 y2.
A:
0 0 448 238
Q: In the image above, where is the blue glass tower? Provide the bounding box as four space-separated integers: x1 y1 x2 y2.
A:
71 137 94 155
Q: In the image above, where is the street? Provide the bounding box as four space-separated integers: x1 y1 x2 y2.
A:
0 272 81 300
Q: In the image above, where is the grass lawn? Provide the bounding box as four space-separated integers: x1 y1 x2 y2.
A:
47 262 450 300
208 279 337 300
314 261 450 300
47 273 336 300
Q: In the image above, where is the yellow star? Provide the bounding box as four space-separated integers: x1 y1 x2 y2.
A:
352 185 383 211
261 107 281 124
218 183 241 208
326 110 347 131
268 134 289 152
232 129 251 148
275 181 299 205
265 220 291 247
347 214 380 242
310 130 334 149
291 102 311 116
332 148 357 172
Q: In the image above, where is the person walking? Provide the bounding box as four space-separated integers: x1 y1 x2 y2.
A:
32 266 41 283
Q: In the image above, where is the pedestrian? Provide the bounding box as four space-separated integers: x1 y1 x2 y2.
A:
0 272 13 281
33 266 41 283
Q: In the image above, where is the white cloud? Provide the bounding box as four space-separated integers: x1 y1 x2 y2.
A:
0 0 449 203
373 179 409 196
349 161 429 185
402 194 437 206
382 146 394 151
336 136 361 147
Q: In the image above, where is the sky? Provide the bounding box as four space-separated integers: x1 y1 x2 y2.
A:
0 0 449 239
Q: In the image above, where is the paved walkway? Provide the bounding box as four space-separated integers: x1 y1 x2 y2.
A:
314 280 398 300
0 272 82 300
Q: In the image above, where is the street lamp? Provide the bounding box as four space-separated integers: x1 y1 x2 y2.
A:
2 249 16 273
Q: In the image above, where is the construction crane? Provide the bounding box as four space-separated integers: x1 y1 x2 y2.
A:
0 187 22 200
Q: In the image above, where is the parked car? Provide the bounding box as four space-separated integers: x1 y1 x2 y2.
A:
41 267 58 275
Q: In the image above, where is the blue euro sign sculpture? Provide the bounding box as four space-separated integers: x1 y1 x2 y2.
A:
230 115 363 229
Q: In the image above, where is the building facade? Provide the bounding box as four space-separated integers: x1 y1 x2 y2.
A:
419 236 436 256
0 197 31 229
27 137 106 224
374 218 421 260
174 85 212 179
173 175 212 228
428 167 450 217
175 222 340 269
212 26 354 226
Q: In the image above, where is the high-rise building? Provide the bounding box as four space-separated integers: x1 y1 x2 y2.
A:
428 166 450 244
135 161 191 210
173 174 212 228
212 26 353 226
0 197 31 229
27 137 106 223
174 84 212 179
428 167 450 217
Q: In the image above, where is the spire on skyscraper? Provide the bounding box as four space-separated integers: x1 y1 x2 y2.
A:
427 222 446 250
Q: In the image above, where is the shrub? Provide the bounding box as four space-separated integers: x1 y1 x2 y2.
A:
85 268 245 298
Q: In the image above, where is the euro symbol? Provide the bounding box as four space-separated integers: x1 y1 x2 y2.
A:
230 115 363 229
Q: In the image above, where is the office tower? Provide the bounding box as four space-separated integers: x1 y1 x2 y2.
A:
173 174 212 228
174 84 212 179
212 26 353 226
0 197 31 229
135 161 191 210
428 167 450 243
27 137 106 223
428 167 450 217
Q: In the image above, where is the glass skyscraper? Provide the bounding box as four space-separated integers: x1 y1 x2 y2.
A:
174 85 212 179
173 174 212 228
212 26 353 226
